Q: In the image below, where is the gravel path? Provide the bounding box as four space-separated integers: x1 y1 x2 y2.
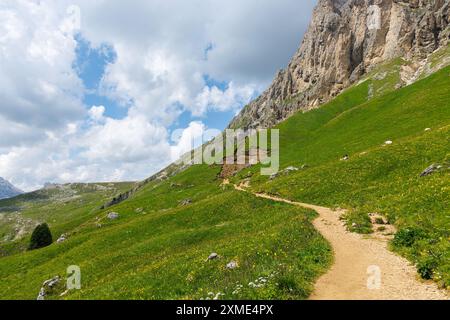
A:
233 184 448 300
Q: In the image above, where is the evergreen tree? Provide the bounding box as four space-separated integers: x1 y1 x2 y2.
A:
28 223 53 250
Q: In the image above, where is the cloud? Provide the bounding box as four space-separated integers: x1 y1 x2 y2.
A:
0 113 174 191
170 121 207 162
204 0 316 84
88 105 106 123
80 114 170 164
194 82 257 115
0 0 316 190
79 0 316 118
0 0 85 131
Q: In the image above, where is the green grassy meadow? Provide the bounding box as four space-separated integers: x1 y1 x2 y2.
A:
235 65 450 287
0 61 449 299
0 165 331 299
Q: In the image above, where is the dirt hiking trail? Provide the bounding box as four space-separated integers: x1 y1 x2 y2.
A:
233 184 448 300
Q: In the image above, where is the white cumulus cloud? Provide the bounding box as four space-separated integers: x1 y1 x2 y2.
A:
0 0 316 190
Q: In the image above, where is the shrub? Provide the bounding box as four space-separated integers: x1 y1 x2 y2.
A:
28 223 53 250
275 273 309 298
392 227 426 248
417 257 438 280
375 217 385 225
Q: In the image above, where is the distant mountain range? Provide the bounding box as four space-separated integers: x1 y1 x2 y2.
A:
0 177 23 200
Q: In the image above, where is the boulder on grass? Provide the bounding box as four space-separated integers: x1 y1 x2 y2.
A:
179 199 192 206
107 212 119 220
420 164 441 177
207 253 219 261
56 234 67 243
36 276 61 300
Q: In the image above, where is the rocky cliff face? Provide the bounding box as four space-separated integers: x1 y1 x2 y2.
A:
229 0 450 129
0 177 23 200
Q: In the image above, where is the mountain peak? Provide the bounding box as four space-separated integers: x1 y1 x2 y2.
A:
0 177 23 200
229 0 450 129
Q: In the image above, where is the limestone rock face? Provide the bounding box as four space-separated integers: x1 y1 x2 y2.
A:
229 0 450 129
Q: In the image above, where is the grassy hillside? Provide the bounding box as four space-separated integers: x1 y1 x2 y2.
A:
0 62 448 299
0 165 331 300
234 65 450 288
0 182 134 256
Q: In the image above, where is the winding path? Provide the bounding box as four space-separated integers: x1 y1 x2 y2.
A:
232 183 448 300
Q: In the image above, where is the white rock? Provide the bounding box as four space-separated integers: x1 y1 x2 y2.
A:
420 164 440 177
213 292 224 300
179 199 192 206
36 287 46 300
107 212 119 220
226 261 238 270
207 253 218 261
384 140 393 145
37 276 60 300
45 276 60 288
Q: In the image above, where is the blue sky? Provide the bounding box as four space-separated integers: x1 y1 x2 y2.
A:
74 35 128 120
0 0 316 191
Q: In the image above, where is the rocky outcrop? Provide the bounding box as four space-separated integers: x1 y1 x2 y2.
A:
420 163 448 176
100 188 136 209
229 0 450 129
36 276 61 300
